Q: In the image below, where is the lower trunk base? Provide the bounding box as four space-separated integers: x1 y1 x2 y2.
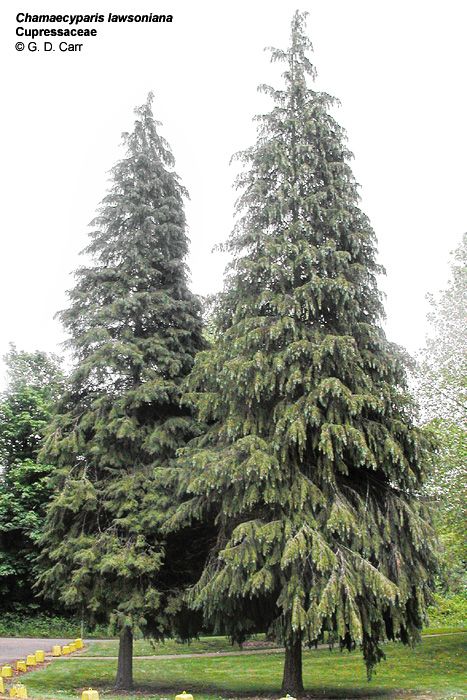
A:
115 625 133 690
281 635 304 695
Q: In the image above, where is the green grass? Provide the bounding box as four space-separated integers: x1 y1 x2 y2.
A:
81 635 275 657
80 629 466 658
21 632 467 699
423 626 466 636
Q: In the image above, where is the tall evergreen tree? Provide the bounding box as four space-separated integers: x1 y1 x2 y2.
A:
168 13 437 693
39 94 205 689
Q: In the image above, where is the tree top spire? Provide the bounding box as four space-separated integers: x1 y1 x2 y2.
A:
265 10 316 83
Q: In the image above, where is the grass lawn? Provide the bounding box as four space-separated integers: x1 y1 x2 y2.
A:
20 632 466 699
80 629 466 658
80 636 256 657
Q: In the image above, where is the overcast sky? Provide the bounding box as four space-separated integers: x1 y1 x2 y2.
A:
1 0 465 388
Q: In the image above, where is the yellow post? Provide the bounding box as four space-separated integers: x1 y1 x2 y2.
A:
16 661 27 673
68 643 77 653
51 645 61 657
81 689 99 700
175 692 194 700
35 650 45 663
9 685 27 699
0 677 5 694
61 645 71 655
74 638 84 650
1 666 13 678
25 656 36 668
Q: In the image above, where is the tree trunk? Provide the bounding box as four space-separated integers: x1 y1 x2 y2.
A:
281 633 304 695
115 625 133 690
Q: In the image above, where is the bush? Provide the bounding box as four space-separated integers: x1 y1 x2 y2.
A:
0 611 110 638
427 593 467 628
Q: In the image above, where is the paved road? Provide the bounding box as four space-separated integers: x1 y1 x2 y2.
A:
0 638 71 665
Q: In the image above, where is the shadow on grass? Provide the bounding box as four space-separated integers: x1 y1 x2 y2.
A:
24 662 423 700
85 680 398 699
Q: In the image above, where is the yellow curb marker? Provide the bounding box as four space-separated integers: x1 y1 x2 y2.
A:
81 688 99 700
176 692 194 700
15 661 27 673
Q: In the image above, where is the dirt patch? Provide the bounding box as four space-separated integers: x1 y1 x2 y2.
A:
242 640 279 649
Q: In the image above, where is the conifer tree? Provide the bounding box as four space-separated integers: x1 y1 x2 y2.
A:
169 13 437 693
39 94 205 690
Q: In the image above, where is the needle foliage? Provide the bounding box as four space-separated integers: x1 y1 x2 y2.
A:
38 94 205 686
168 12 438 691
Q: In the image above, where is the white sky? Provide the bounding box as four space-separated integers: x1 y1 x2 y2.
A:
1 0 466 388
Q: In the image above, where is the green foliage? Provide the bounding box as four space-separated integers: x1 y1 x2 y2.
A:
38 94 205 641
428 421 466 593
0 460 53 594
169 11 438 682
0 609 108 638
427 593 467 628
0 346 64 606
0 345 63 470
416 233 466 425
414 235 466 594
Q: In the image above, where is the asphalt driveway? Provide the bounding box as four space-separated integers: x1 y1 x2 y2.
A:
0 638 71 665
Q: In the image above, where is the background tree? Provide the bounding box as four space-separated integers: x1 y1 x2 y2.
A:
168 12 437 694
39 94 205 690
415 233 466 425
414 233 466 594
0 345 64 607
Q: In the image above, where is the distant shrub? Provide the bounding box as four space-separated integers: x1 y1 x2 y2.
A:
427 593 467 627
0 610 110 638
